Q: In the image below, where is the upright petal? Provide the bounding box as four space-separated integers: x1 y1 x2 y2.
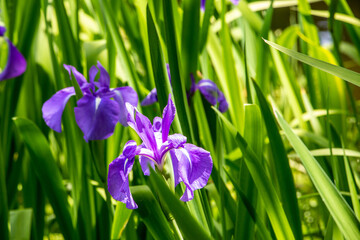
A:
171 144 212 201
112 86 138 126
97 61 110 90
42 87 75 132
88 65 98 92
0 39 27 81
141 88 158 106
135 111 159 159
63 64 86 87
162 95 176 142
0 26 6 36
74 95 120 141
108 153 137 209
152 117 162 132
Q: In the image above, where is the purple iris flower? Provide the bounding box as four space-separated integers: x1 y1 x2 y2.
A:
141 65 228 112
42 62 138 142
108 95 213 209
201 0 239 11
0 26 27 81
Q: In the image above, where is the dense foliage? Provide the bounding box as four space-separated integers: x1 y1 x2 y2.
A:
1 0 360 239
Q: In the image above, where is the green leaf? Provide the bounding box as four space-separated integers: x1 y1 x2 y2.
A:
199 0 214 52
111 203 132 240
253 81 302 239
13 117 78 240
308 10 360 27
99 0 141 98
213 108 295 240
131 185 176 240
148 169 212 240
275 109 360 239
162 0 194 142
263 39 360 86
181 0 200 81
146 6 173 111
9 209 32 240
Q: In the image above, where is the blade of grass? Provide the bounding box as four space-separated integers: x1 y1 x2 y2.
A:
275 109 360 239
253 81 302 239
181 0 200 83
162 0 194 142
148 168 212 240
213 108 295 240
9 209 32 240
225 170 272 240
234 104 262 240
111 202 132 239
263 39 360 86
13 117 79 240
99 0 142 101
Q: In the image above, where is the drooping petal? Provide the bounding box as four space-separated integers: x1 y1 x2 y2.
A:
141 88 158 106
74 95 120 141
218 91 229 113
42 87 75 132
112 86 138 126
0 26 6 36
0 39 27 81
162 95 176 142
63 64 86 87
88 65 98 92
139 155 155 176
171 143 213 201
122 140 138 158
197 79 219 105
96 61 110 90
197 79 228 112
108 151 137 209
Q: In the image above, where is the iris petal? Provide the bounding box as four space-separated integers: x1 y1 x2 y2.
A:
135 111 159 159
171 143 212 201
96 61 110 90
108 153 138 209
152 117 162 132
141 88 158 106
201 0 206 11
139 155 155 176
74 95 120 141
0 39 27 81
0 26 6 36
42 87 75 132
197 79 228 112
63 64 87 88
162 95 176 142
112 86 138 126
